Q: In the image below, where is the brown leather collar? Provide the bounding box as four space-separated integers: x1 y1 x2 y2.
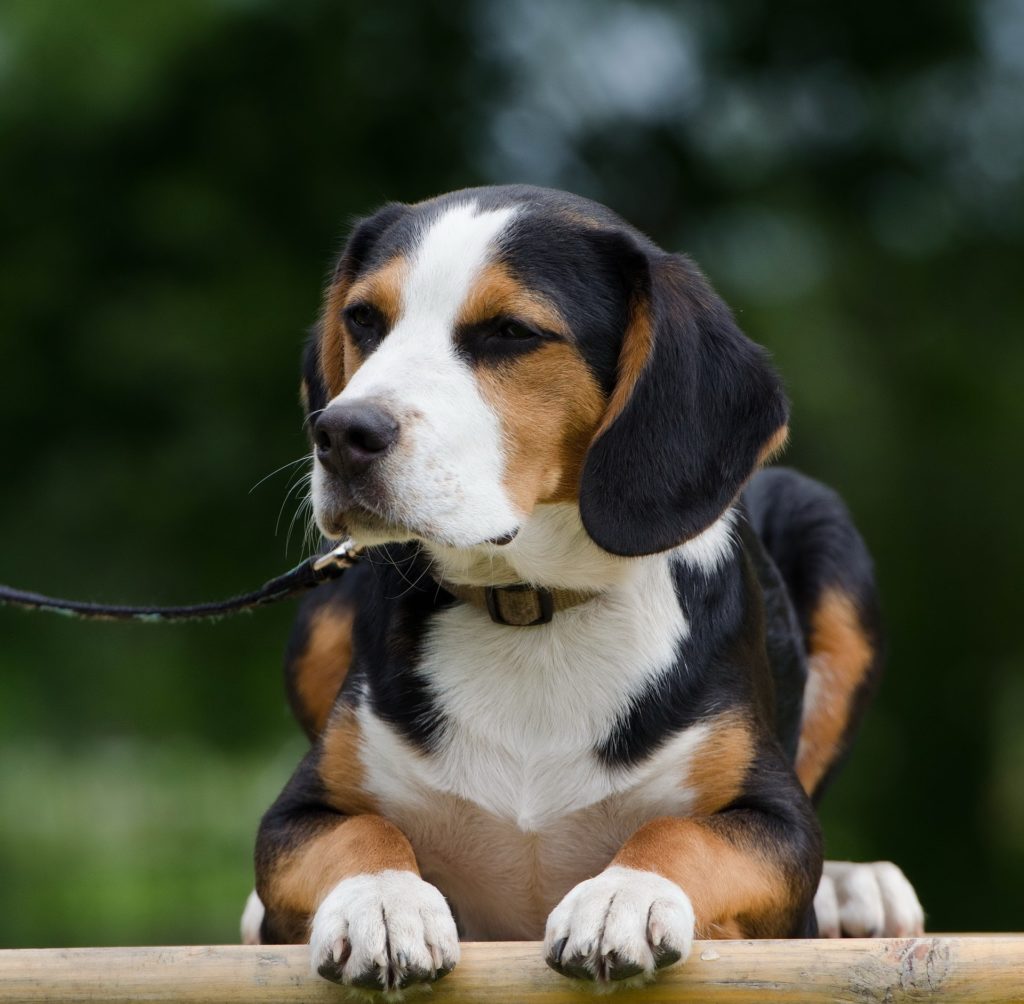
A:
441 580 600 627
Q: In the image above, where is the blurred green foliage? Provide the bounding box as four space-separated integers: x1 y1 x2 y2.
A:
1 0 1022 945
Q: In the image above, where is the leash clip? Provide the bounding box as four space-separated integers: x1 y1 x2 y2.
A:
312 539 363 574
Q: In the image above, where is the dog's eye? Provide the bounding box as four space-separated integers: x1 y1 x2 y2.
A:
346 304 378 331
497 320 538 341
344 303 385 349
457 316 555 361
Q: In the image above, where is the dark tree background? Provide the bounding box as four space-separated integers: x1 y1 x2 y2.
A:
1 0 1022 945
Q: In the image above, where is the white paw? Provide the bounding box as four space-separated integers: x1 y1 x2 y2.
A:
310 870 460 994
815 860 924 937
240 888 265 946
544 866 694 985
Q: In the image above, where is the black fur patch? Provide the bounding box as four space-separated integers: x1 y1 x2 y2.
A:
334 202 413 284
255 749 338 944
342 544 452 752
740 515 808 762
595 532 752 768
300 328 329 429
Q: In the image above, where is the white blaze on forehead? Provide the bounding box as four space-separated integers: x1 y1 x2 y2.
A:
402 200 518 325
344 200 518 395
331 199 525 546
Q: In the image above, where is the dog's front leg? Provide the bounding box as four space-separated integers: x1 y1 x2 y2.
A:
255 753 459 993
544 792 821 985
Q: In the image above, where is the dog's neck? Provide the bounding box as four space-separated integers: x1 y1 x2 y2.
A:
422 504 736 591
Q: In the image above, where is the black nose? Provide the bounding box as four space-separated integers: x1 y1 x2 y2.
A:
314 402 400 475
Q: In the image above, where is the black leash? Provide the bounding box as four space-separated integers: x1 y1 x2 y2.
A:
0 541 363 623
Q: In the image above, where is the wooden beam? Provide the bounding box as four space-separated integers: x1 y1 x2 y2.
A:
1 938 1023 1003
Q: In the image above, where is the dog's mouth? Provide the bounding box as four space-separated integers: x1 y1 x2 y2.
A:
315 464 521 551
319 498 519 551
314 468 408 543
319 501 409 544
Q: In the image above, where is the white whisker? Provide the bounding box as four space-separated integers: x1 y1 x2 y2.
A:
248 455 309 495
275 469 313 538
303 407 328 431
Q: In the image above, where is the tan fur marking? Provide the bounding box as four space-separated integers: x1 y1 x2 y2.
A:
265 814 419 936
460 263 604 511
318 256 408 395
554 208 607 230
344 256 408 331
612 817 787 939
319 283 350 398
456 262 569 337
686 713 755 816
758 424 790 466
319 704 378 815
475 341 605 512
294 607 355 738
795 588 874 796
593 294 654 439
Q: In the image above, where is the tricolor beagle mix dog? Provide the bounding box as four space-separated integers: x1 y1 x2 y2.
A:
242 185 923 993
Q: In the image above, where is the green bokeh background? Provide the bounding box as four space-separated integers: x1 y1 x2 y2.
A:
1 0 1022 946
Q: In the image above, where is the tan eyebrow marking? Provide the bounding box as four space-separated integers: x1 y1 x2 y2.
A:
318 255 410 392
456 261 569 337
344 255 410 330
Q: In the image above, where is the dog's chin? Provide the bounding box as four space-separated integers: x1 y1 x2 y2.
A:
317 503 519 552
316 505 414 547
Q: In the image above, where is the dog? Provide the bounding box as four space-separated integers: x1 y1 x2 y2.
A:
243 185 923 992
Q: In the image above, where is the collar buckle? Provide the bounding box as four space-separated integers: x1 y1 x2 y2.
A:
484 584 554 627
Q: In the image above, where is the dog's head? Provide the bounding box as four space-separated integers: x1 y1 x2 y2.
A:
305 186 787 559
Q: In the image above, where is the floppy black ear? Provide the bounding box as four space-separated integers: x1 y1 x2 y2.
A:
318 202 410 396
299 325 328 440
580 248 789 557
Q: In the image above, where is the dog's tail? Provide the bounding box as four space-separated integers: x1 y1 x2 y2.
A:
743 467 884 803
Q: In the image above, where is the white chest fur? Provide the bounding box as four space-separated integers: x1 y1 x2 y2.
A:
361 554 687 825
354 549 725 938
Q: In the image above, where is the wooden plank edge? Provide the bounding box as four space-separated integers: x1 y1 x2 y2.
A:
1 938 1023 1003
